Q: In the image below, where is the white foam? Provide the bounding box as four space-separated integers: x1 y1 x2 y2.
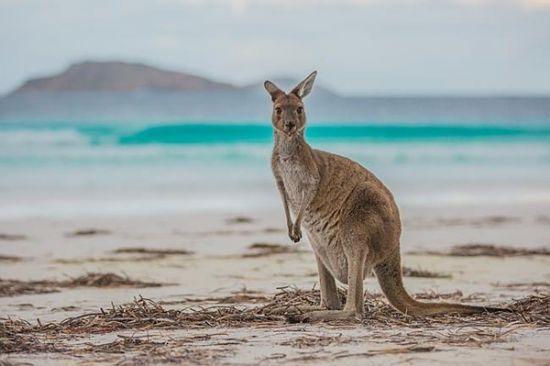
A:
0 129 88 146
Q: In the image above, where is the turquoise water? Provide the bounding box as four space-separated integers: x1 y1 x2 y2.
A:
120 124 550 144
2 122 550 146
1 121 549 218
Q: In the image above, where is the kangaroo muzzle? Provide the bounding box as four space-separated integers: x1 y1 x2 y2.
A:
284 121 296 134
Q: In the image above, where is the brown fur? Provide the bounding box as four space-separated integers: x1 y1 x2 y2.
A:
265 72 506 322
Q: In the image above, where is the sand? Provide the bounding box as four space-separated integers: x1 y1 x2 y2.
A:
1 203 549 365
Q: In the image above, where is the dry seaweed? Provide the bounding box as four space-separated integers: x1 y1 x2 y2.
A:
0 318 66 354
184 229 257 237
66 229 111 237
437 216 520 227
1 289 548 355
16 290 550 332
55 247 194 264
333 345 436 359
449 244 550 257
262 227 285 233
409 243 550 257
55 248 193 263
51 306 80 313
82 335 168 354
0 279 59 297
160 288 270 306
242 243 305 258
402 267 451 278
1 327 231 364
0 255 23 263
54 256 160 264
0 273 164 297
112 247 193 256
0 234 26 241
494 282 550 290
0 361 34 366
409 290 486 302
99 339 233 366
226 216 254 224
406 216 521 229
280 334 352 348
48 297 283 334
64 273 163 288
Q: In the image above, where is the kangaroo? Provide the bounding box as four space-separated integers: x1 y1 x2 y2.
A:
265 71 505 322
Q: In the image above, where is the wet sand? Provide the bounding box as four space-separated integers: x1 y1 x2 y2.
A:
1 204 549 365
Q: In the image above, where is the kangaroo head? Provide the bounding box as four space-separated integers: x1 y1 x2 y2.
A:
264 71 317 137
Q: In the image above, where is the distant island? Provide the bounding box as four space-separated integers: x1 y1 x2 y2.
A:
12 61 237 94
1 60 548 124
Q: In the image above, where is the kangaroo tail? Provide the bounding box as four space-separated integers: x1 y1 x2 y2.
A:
373 250 508 316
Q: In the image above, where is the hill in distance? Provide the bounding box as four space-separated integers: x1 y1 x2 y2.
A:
13 61 237 94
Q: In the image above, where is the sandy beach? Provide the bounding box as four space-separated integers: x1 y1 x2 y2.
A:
1 202 549 365
2 0 550 364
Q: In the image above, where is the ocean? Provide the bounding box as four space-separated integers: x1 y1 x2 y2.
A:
1 121 550 219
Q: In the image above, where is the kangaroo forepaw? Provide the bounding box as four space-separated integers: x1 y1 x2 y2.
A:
288 224 302 243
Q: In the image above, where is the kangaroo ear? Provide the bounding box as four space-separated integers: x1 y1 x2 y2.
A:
291 71 317 99
264 80 284 102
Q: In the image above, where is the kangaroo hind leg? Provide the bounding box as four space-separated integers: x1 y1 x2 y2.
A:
316 254 342 310
288 242 367 323
269 250 342 316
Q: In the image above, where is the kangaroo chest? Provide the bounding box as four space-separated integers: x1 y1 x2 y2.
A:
277 156 349 282
276 157 335 237
276 157 314 213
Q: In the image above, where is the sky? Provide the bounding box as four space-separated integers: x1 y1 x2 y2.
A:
1 0 549 96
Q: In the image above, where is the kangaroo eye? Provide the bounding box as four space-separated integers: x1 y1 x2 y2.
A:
297 107 303 114
275 107 282 115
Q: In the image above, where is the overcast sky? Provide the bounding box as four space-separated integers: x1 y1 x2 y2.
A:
1 0 549 95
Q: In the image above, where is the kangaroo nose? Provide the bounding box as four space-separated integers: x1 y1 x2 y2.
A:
284 121 295 129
